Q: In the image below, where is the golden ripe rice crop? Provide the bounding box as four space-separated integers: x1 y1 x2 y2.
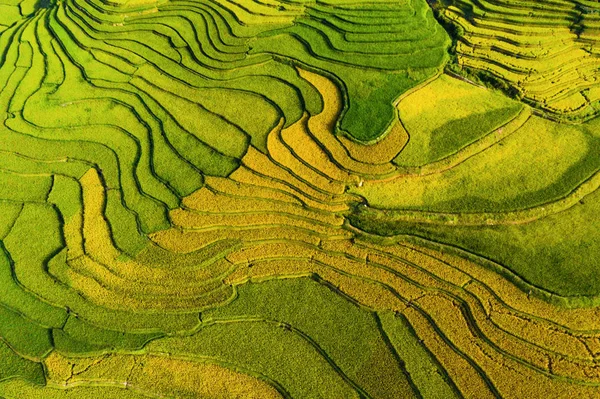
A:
0 0 600 397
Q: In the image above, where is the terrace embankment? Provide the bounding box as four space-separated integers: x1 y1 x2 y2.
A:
430 0 600 121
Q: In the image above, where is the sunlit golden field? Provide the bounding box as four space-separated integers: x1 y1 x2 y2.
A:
0 0 599 397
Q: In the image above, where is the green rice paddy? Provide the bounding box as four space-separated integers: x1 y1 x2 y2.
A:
0 0 599 397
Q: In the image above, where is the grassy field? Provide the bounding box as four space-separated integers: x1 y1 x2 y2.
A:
394 73 523 167
0 0 599 397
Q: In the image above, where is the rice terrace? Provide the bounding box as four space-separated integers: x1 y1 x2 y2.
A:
1 0 600 396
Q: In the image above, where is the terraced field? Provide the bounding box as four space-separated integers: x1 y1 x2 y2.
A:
433 0 600 120
0 0 600 397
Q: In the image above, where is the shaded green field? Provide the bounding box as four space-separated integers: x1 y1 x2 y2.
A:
351 72 600 303
352 185 600 302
